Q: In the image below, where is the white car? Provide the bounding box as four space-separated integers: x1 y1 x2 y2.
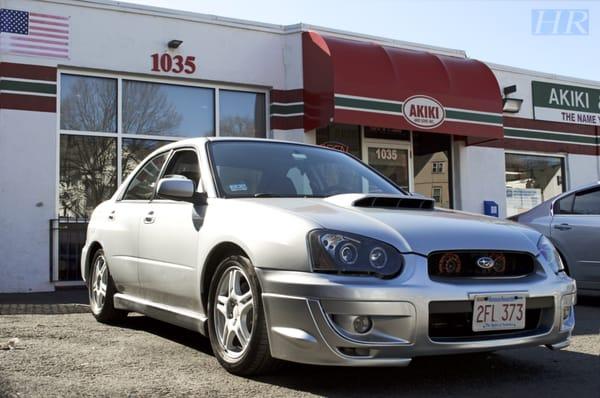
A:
82 138 576 375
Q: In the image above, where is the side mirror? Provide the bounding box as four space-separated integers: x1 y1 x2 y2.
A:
157 177 195 200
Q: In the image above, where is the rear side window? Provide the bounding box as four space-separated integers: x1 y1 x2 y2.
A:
572 188 600 215
122 152 169 200
162 149 201 188
555 194 574 214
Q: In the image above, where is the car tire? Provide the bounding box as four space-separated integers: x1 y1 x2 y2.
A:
207 255 277 376
88 249 127 324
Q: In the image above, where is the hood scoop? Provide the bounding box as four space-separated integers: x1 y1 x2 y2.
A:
324 194 435 210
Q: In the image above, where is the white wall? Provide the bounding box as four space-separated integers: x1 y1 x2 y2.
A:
490 64 600 120
0 110 56 292
455 142 508 218
4 0 292 89
568 154 600 189
272 129 315 144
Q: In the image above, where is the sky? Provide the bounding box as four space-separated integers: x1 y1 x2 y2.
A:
119 0 599 82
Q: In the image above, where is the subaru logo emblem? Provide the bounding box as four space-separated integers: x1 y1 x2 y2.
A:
476 256 495 269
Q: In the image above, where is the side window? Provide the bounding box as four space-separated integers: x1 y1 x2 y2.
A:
122 152 169 200
572 188 600 215
162 149 201 188
555 194 574 214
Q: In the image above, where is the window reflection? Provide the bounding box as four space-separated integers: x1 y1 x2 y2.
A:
122 138 172 179
59 135 117 218
413 132 452 208
505 153 565 216
60 75 117 132
316 124 362 158
219 90 266 137
122 152 168 201
123 80 214 137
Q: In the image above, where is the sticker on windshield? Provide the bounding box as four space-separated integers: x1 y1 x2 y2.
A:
229 183 248 192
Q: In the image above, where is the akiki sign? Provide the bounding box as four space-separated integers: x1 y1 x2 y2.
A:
402 95 445 129
532 81 600 126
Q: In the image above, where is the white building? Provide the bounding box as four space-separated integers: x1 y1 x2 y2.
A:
1 0 598 292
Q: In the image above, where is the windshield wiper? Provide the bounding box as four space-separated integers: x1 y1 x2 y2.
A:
253 193 286 198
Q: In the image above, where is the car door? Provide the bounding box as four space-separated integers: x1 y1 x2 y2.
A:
551 186 600 289
138 148 204 310
103 151 170 297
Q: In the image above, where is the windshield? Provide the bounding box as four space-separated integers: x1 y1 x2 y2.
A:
208 141 405 198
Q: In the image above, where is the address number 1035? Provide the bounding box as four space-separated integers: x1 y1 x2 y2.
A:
151 53 196 74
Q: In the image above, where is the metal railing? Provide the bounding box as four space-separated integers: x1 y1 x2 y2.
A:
50 218 88 282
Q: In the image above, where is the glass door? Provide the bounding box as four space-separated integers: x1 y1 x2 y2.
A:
363 140 413 192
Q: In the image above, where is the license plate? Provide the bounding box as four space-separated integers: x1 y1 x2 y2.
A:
472 294 526 332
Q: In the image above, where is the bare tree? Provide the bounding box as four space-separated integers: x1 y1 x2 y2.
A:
59 78 183 217
122 82 182 135
60 77 117 132
220 116 255 137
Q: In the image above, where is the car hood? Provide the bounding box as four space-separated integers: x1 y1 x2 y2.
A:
240 194 542 256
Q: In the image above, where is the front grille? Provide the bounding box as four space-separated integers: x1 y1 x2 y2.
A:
429 297 554 342
428 251 535 278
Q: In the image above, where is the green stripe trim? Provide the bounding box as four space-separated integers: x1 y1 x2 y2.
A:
270 103 304 115
0 79 56 95
335 96 402 114
446 110 503 124
334 95 502 125
504 128 598 145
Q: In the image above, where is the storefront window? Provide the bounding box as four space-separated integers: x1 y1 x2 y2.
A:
413 132 452 208
505 153 565 217
59 73 266 219
316 124 361 158
123 80 214 137
219 90 266 137
122 138 172 179
60 74 117 132
59 135 117 218
367 146 410 190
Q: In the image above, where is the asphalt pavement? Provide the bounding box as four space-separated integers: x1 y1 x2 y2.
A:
0 293 598 397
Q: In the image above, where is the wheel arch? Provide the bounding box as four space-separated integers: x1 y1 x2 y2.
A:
84 241 104 286
201 242 249 313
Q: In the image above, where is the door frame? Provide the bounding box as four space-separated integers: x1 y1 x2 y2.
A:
362 137 414 192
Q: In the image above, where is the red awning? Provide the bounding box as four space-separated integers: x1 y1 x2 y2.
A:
302 31 503 139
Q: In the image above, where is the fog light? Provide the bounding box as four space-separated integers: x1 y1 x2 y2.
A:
560 294 576 331
353 316 373 334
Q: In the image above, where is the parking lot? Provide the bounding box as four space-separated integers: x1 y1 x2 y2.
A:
0 295 598 398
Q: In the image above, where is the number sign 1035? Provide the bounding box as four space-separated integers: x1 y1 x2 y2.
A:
151 53 196 74
375 148 399 161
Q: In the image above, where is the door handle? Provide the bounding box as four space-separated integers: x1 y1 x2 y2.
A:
108 210 115 220
143 211 155 224
553 223 572 231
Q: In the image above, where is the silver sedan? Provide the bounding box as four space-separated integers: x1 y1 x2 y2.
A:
81 138 576 375
509 182 600 296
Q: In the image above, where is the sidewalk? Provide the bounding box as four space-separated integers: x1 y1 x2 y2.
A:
0 288 89 315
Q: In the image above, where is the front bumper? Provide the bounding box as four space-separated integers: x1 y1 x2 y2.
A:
256 254 576 366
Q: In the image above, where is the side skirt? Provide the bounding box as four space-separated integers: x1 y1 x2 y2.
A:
114 293 208 336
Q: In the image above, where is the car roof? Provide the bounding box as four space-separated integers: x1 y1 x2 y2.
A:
552 181 600 202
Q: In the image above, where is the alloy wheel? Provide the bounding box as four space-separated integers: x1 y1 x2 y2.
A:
90 254 108 313
213 266 255 360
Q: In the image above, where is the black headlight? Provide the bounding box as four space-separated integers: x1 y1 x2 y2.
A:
308 229 403 278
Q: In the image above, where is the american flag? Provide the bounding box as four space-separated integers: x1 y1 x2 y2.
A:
0 8 70 59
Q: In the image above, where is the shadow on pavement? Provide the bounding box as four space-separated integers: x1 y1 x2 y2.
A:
119 314 213 357
118 301 599 398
